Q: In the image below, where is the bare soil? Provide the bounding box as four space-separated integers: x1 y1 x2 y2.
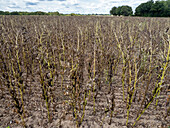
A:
0 73 169 128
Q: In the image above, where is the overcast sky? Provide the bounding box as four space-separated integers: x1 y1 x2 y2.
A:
0 0 152 14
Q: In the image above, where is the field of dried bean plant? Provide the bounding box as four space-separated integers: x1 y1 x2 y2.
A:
0 15 170 128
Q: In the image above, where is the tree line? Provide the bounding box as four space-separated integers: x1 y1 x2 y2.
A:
0 11 60 15
110 0 170 17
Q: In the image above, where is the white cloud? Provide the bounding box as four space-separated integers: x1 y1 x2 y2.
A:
0 0 156 14
68 0 78 5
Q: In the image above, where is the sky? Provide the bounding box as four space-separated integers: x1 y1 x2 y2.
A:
0 0 152 14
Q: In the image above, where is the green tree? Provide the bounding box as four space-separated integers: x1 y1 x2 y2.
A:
4 11 10 15
110 5 133 16
10 11 19 15
0 11 4 15
150 1 165 17
135 0 170 17
162 0 170 16
70 13 76 16
34 11 46 15
120 6 133 16
135 0 154 16
48 11 60 15
116 6 122 16
110 7 117 15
